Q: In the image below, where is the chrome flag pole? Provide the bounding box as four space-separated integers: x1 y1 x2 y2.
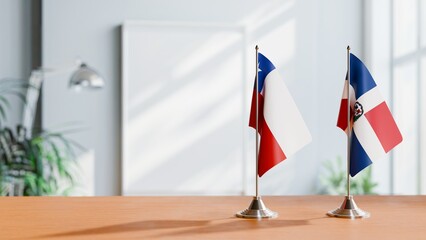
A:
236 45 277 219
327 46 370 219
256 44 260 199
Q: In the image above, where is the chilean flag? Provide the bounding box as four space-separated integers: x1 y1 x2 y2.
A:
337 53 403 177
249 53 311 177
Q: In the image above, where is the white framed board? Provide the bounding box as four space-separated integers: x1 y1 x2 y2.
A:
121 21 248 195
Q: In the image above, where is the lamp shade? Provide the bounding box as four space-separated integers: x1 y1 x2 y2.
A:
69 63 104 90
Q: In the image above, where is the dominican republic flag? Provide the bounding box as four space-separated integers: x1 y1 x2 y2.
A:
337 53 403 177
249 53 311 177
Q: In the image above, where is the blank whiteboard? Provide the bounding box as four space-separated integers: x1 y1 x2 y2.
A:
121 21 247 195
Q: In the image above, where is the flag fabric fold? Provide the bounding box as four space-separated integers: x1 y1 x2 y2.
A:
337 53 403 177
249 53 311 177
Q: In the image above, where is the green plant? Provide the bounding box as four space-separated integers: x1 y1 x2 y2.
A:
318 156 378 195
0 78 81 196
0 125 82 196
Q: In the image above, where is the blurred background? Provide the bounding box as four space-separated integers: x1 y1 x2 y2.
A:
0 0 424 196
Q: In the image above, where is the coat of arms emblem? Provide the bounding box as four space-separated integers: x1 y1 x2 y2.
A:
354 102 363 122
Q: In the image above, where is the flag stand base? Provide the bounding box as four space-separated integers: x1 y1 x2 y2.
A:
236 196 278 219
327 195 370 219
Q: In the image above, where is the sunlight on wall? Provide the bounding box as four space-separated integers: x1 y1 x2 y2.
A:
172 31 243 79
241 0 294 31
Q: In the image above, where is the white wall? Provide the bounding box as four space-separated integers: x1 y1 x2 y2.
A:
42 0 363 195
0 0 32 127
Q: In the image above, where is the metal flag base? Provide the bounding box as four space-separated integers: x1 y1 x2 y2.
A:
236 196 278 219
327 195 370 219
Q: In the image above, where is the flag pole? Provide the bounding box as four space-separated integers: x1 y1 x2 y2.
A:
255 45 260 198
236 45 277 219
346 45 351 198
326 46 369 219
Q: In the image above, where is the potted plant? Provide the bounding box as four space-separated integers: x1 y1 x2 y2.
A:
318 156 378 195
0 79 80 196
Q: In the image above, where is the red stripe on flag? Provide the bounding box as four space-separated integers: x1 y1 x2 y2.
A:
364 102 403 153
249 90 286 177
258 121 287 177
337 99 348 131
249 91 264 134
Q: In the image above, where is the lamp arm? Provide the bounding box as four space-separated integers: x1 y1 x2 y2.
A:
21 60 81 136
35 60 82 78
22 72 43 136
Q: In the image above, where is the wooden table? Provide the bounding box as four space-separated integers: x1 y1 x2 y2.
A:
1 196 425 239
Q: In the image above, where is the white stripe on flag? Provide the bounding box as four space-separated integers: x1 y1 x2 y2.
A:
349 85 356 108
341 80 348 98
353 115 386 161
342 80 356 103
263 70 312 157
341 80 356 134
356 86 383 113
